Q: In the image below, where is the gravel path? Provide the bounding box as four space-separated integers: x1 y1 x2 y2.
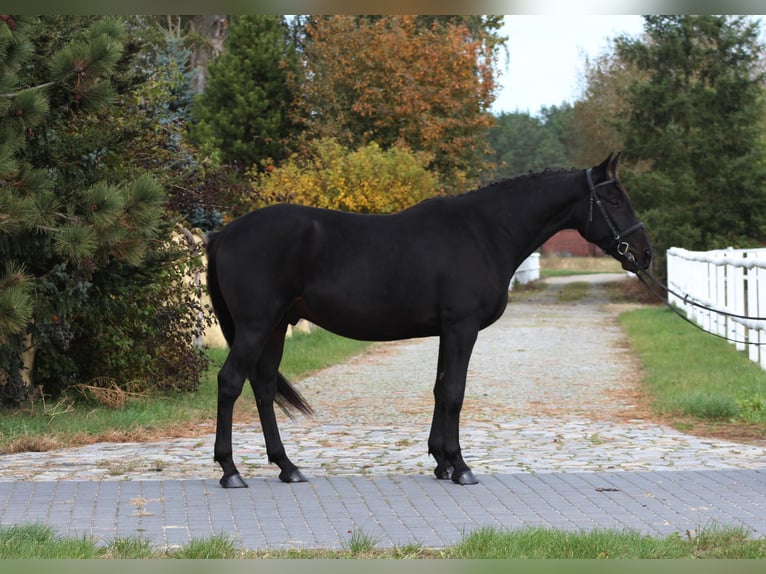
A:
1 273 764 482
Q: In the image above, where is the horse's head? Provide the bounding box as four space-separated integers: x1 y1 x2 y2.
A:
578 153 652 272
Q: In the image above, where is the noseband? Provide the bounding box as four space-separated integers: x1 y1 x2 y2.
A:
585 168 644 258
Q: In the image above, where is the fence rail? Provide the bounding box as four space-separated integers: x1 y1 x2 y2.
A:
666 246 766 369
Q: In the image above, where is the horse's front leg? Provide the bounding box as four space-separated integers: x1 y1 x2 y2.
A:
214 354 248 488
428 323 479 485
250 327 307 483
428 345 452 480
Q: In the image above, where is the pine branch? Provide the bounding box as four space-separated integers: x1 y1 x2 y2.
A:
0 261 34 339
0 81 56 99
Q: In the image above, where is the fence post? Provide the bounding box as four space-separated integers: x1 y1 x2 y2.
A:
727 249 745 351
756 251 766 369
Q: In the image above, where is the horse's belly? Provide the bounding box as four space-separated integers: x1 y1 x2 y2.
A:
317 319 438 342
299 292 440 342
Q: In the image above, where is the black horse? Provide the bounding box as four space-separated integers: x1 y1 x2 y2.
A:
206 153 652 488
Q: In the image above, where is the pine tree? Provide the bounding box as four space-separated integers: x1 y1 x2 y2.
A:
616 16 766 273
189 15 299 168
0 17 164 403
0 18 35 334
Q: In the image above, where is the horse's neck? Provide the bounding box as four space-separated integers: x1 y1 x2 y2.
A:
524 173 586 254
470 171 586 271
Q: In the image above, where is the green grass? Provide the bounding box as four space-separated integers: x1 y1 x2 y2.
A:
0 329 371 454
170 534 241 559
555 281 591 302
619 306 766 426
452 525 765 559
0 524 102 559
1 524 762 559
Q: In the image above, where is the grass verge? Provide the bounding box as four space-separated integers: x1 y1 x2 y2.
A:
1 523 763 559
619 305 766 437
0 329 371 454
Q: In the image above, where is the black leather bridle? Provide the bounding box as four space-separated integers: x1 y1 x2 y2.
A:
585 168 645 264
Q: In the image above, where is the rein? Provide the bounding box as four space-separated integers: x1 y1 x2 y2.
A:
635 267 766 346
585 168 645 260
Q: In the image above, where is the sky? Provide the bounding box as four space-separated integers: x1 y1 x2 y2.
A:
491 15 646 115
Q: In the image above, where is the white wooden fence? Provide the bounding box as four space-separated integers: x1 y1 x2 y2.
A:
666 246 766 369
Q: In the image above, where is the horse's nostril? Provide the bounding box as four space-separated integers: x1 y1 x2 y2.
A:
644 249 652 263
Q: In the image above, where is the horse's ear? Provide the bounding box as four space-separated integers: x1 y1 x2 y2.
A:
602 152 622 179
606 152 622 179
594 153 614 179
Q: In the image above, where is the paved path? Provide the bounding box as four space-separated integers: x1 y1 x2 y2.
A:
1 274 765 551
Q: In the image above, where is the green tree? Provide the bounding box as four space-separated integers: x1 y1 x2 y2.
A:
189 15 299 169
487 110 570 180
615 16 766 273
0 17 154 401
1 17 208 405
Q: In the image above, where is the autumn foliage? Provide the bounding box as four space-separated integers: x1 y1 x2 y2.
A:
248 139 439 214
298 16 500 193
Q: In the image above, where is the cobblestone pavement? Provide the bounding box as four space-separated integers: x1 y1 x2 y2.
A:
1 273 765 550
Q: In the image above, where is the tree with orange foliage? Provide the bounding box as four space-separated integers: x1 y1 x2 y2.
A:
296 16 504 193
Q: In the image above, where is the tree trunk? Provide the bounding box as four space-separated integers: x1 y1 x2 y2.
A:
189 15 229 94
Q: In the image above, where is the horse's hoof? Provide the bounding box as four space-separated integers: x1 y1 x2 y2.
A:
434 466 453 480
452 469 479 485
279 468 308 483
220 473 248 488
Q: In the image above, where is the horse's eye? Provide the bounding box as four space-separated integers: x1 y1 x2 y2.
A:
603 189 623 207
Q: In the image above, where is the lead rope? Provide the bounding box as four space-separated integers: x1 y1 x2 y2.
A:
635 268 766 346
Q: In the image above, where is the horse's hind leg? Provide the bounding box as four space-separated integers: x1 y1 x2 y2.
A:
250 323 307 483
214 350 250 488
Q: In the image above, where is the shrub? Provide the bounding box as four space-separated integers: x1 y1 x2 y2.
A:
248 138 439 214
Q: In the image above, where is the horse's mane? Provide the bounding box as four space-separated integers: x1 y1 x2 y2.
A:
408 167 581 211
457 167 581 198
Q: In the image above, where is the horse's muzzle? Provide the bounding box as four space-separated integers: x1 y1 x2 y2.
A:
621 246 652 272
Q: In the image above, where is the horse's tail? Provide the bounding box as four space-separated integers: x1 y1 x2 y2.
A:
275 372 314 417
206 230 313 417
